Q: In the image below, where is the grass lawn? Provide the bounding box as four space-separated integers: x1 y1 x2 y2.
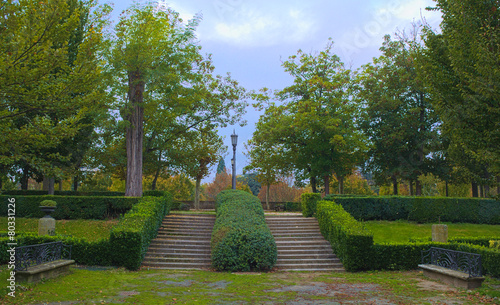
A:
0 266 499 304
364 220 500 244
0 217 118 241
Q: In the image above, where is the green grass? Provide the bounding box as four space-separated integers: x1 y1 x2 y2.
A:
0 217 118 241
0 266 498 304
364 220 500 243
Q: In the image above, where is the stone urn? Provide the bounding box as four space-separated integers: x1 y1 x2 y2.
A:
39 200 57 236
40 206 56 216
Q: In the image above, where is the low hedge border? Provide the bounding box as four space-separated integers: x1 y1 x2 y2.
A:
0 194 173 270
0 195 139 219
110 194 173 270
316 199 500 277
211 190 277 272
323 195 500 224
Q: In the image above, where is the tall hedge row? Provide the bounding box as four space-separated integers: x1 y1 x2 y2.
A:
0 195 139 219
316 199 500 277
110 194 173 270
211 190 277 272
323 195 500 224
301 193 321 217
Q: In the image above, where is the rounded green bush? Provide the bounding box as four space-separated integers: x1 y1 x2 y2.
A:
40 200 57 207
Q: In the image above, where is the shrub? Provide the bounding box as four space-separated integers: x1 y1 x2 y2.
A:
322 195 500 224
301 193 321 217
109 194 173 270
316 200 373 271
211 190 277 272
490 240 500 249
178 203 190 211
0 195 139 219
284 201 301 212
40 200 57 207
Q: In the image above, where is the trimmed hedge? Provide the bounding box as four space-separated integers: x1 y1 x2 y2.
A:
322 195 500 224
1 190 166 197
315 199 500 277
0 195 139 219
211 190 277 272
301 193 321 217
109 194 173 270
316 200 373 271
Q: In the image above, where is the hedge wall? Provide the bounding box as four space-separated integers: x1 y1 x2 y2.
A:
211 190 277 272
110 194 173 270
0 195 139 219
301 193 321 217
1 190 166 197
322 195 500 224
316 200 373 271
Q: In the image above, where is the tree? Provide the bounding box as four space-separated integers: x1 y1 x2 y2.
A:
204 168 232 200
109 4 248 197
420 1 500 195
216 157 226 174
248 40 366 196
356 33 440 195
0 0 109 184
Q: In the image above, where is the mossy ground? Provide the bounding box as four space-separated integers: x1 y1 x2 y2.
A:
0 266 499 304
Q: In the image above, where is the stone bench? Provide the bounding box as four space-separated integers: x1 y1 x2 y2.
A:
419 247 484 290
15 241 74 283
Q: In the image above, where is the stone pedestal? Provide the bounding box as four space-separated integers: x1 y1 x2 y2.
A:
39 216 56 236
432 224 448 243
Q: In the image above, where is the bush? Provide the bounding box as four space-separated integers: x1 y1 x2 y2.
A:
178 203 190 211
284 201 301 212
490 240 500 249
322 195 500 224
211 190 277 272
109 194 173 270
0 195 139 219
40 200 57 207
301 193 321 217
316 200 373 271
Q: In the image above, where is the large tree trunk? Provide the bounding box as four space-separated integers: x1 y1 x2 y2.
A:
324 175 330 196
445 180 449 197
21 166 29 190
311 176 317 193
472 182 479 197
415 180 422 196
45 177 55 195
73 175 79 191
195 177 201 210
409 180 414 196
338 175 344 195
392 175 398 195
151 168 160 191
266 184 270 210
125 70 145 197
58 180 63 191
497 176 500 195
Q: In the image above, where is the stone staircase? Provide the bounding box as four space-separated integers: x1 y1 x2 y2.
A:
141 213 215 270
266 213 345 272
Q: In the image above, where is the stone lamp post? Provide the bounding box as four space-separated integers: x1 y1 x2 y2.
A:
231 130 238 190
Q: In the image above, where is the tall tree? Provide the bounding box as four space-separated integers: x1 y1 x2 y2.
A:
420 1 500 195
356 33 440 195
0 0 109 179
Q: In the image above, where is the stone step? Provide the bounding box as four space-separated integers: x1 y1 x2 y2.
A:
278 254 337 260
277 249 333 255
150 239 211 246
277 258 341 265
275 263 344 269
148 244 211 251
155 234 211 240
267 224 320 229
141 262 211 269
161 221 215 226
143 256 211 263
271 232 324 238
147 248 211 255
157 231 212 237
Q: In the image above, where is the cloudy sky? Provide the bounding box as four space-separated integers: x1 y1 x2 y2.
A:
105 0 443 182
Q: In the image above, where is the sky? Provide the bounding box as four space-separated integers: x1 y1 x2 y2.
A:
104 0 443 183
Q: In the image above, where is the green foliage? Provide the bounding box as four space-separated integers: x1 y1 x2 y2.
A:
0 195 139 219
211 190 277 272
40 200 57 207
2 190 125 196
323 195 500 224
490 240 500 249
301 193 321 217
0 233 114 267
110 194 173 270
316 200 373 271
